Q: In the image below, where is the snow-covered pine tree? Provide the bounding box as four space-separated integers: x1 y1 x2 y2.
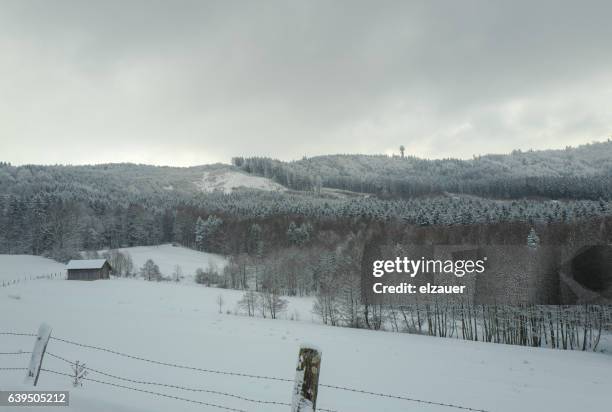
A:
194 216 205 251
527 227 540 249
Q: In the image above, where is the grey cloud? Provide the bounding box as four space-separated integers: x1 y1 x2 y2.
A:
1 0 611 165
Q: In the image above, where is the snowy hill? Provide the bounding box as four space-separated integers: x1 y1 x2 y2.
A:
0 254 65 282
196 167 287 194
0 163 288 204
1 260 612 411
0 246 227 283
234 140 612 199
270 140 612 180
96 244 228 280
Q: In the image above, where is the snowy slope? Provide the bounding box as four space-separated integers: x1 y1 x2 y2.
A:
0 255 65 282
196 168 287 194
97 244 228 279
1 277 611 412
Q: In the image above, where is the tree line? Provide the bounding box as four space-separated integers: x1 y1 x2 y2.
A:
233 140 612 199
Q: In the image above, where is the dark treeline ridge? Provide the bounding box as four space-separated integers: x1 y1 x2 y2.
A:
1 159 611 261
1 159 612 258
233 140 612 199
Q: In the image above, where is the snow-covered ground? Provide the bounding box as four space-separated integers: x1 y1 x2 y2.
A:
196 168 287 194
1 254 611 412
96 244 228 280
0 255 65 282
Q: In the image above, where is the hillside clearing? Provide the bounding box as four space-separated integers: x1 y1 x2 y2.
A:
96 244 228 280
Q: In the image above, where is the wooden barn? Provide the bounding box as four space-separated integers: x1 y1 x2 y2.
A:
66 259 111 281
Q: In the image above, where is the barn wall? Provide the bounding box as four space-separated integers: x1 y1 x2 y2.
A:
67 268 102 280
101 264 110 279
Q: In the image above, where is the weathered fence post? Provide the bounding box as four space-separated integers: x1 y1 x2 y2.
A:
291 345 322 412
24 323 52 386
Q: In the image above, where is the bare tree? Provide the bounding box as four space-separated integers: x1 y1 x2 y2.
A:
140 259 161 281
71 360 88 387
257 291 267 318
172 264 183 282
238 290 257 317
216 294 224 314
263 289 288 319
102 249 133 277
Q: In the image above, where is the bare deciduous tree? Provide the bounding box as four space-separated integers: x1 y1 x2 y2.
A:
216 294 224 314
71 360 88 387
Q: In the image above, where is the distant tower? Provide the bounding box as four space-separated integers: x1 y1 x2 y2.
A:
399 145 405 158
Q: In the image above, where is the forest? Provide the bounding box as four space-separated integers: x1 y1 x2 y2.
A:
1 142 611 351
233 140 612 199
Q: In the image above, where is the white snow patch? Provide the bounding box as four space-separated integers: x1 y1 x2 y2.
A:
97 244 228 279
196 168 286 194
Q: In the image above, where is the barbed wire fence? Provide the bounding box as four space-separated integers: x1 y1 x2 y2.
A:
0 328 491 412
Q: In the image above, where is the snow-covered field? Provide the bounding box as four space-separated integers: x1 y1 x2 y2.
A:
196 168 287 194
96 244 228 280
0 255 65 282
1 255 612 412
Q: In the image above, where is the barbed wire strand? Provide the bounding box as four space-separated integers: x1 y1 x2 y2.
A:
41 368 247 412
0 351 31 355
48 336 293 383
318 383 489 412
46 352 290 407
0 331 37 337
46 352 336 412
5 331 487 412
0 367 28 371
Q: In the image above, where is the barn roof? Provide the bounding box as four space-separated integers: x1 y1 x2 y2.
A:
66 259 108 270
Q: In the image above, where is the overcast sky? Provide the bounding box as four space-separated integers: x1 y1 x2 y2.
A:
1 1 611 166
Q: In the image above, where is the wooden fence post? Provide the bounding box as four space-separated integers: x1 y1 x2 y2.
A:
291 345 322 412
24 323 52 386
